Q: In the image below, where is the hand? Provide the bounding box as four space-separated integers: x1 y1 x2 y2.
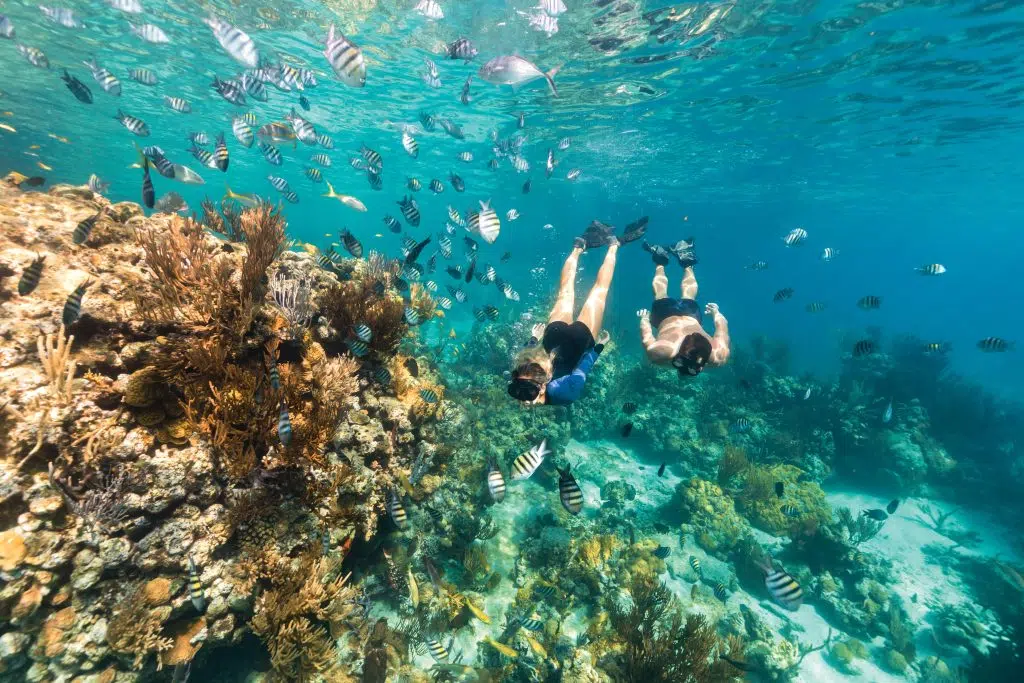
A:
531 323 546 339
705 302 720 317
637 308 650 321
597 330 610 345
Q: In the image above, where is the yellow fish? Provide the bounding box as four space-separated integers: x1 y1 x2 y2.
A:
223 184 260 207
483 637 517 658
2 111 13 117
449 328 457 338
29 144 40 150
408 568 419 609
524 634 547 659
323 181 367 212
48 133 70 144
37 162 53 171
0 123 16 133
463 597 490 624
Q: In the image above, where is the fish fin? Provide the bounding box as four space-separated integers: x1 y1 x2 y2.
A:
545 66 561 96
323 180 336 197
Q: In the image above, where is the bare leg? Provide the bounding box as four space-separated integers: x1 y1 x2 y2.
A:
681 266 698 300
653 265 668 299
548 246 582 324
578 244 619 336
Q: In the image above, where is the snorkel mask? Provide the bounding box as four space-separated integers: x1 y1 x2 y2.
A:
673 334 711 377
508 362 545 401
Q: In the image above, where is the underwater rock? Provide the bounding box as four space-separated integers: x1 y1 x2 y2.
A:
0 528 28 570
679 477 750 554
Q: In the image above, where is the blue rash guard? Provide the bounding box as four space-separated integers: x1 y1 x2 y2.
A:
545 346 602 405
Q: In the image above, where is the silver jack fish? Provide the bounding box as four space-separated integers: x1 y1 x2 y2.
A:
479 55 560 96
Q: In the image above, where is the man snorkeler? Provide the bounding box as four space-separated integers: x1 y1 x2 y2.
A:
637 238 731 375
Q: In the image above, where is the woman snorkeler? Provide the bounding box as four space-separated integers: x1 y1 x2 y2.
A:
507 218 647 405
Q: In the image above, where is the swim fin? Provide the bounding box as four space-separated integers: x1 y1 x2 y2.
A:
643 241 670 266
579 220 615 249
669 237 697 268
620 216 649 244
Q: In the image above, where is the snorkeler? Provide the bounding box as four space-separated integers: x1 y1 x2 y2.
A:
508 221 637 405
637 238 731 375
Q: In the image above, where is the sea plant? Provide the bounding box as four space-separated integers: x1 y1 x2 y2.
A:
607 574 742 682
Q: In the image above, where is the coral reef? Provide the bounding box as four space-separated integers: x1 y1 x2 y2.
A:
0 184 444 680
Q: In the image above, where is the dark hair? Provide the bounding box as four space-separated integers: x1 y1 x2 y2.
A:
672 333 712 377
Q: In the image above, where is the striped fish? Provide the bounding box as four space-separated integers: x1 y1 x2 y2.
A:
130 68 157 85
773 287 794 303
164 95 191 113
190 145 217 169
311 153 331 167
278 401 293 446
242 71 268 101
805 301 826 313
978 336 1013 352
148 152 176 179
232 117 254 147
268 358 281 390
402 130 418 157
567 168 581 181
511 155 529 173
388 489 409 529
211 76 246 105
689 555 702 576
448 286 467 303
361 145 383 170
305 167 323 182
714 583 729 601
419 388 438 403
486 458 506 502
340 229 363 258
187 555 206 611
916 263 946 275
398 196 421 226
214 134 229 172
280 63 303 89
83 58 120 96
62 278 91 326
511 439 550 481
347 339 369 357
108 0 143 14
115 110 149 136
518 614 543 631
17 254 46 295
367 169 382 190
783 227 807 246
469 200 500 244
268 175 289 192
204 16 258 67
857 295 882 310
429 179 444 194
317 133 334 149
419 111 436 131
820 247 837 262
761 558 802 611
300 68 318 87
324 24 365 87
129 23 169 44
189 131 209 146
426 638 449 663
383 215 401 233
447 37 478 61
404 307 421 326
436 296 452 310
447 206 464 226
141 159 155 208
73 213 101 245
415 0 444 20
282 191 299 204
539 0 567 15
259 142 282 165
557 465 583 515
353 324 372 342
18 45 48 68
558 137 571 150
438 236 452 258
457 151 473 163
289 112 317 145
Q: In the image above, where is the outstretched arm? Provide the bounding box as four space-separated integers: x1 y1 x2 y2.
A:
707 302 731 366
638 309 675 364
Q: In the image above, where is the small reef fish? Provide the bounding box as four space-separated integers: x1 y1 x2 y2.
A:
773 287 794 303
853 340 875 356
141 159 155 208
730 417 751 433
479 55 559 96
73 212 102 245
621 423 633 437
519 614 544 631
483 636 518 658
524 634 547 659
862 508 888 521
340 229 363 258
858 295 882 309
463 597 491 623
187 555 205 611
821 247 837 261
978 337 1013 352
657 462 666 477
116 109 149 136
468 200 500 244
388 489 409 529
774 482 784 497
887 499 900 515
426 638 449 662
653 546 670 559
714 583 728 601
689 556 702 576
62 70 93 103
88 174 109 193
486 458 506 502
324 24 366 87
882 399 893 423
408 568 419 608
511 439 550 481
806 301 827 313
277 401 292 445
18 254 46 295
557 465 583 515
916 263 946 275
204 15 259 67
223 185 259 206
783 227 807 246
760 557 802 611
803 387 812 400
746 260 768 271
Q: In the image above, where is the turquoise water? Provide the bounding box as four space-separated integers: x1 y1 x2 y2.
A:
3 1 1024 679
2 0 1022 392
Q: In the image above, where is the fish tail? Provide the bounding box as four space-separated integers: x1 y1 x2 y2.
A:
323 180 336 197
545 65 561 97
222 183 233 202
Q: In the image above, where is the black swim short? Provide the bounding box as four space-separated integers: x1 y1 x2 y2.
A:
542 320 596 378
651 297 701 328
